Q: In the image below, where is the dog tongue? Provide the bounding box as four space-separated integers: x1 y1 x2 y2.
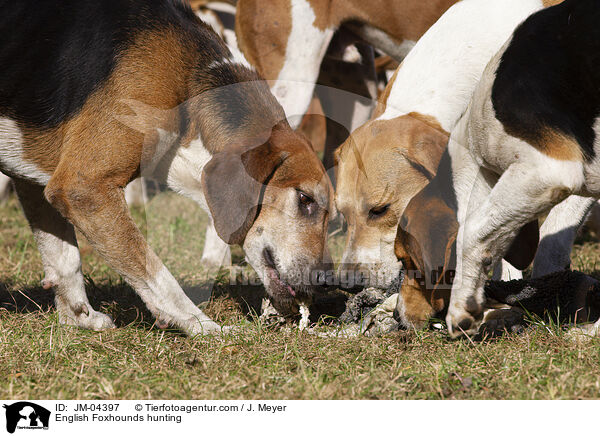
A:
267 268 296 297
287 285 296 297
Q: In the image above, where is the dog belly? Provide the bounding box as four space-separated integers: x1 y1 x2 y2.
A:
0 117 50 184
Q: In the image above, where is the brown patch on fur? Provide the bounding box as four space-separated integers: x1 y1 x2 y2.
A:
504 126 584 162
39 28 227 281
298 97 326 153
394 186 456 326
237 0 458 79
236 0 292 79
307 0 457 40
374 55 399 73
542 0 564 7
538 129 584 161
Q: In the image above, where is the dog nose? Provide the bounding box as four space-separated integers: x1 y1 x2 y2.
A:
310 260 335 292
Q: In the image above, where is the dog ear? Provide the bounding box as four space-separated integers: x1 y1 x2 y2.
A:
202 141 288 245
394 153 459 326
397 190 458 294
504 220 539 270
403 112 448 179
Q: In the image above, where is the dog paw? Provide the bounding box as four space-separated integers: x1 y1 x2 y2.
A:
185 318 224 337
59 308 116 331
480 308 524 336
446 305 482 339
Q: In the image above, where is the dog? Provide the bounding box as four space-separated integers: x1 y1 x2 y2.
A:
0 0 333 335
393 150 539 328
445 0 600 337
335 0 560 292
236 0 460 171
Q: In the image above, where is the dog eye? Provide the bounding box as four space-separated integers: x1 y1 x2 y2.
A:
368 204 390 219
298 192 314 206
297 191 317 216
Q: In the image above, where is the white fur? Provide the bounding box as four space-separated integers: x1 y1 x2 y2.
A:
195 8 225 36
163 136 213 210
532 195 595 277
0 172 11 201
339 0 547 291
160 135 234 269
201 218 232 268
0 118 51 184
138 263 221 335
270 0 334 128
378 0 547 132
208 46 253 71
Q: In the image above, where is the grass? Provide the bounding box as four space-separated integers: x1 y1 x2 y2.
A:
1 193 600 400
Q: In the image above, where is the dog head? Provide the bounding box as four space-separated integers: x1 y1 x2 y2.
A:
334 113 447 290
202 121 334 313
393 151 540 328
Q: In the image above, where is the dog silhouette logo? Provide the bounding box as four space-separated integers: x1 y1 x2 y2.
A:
3 402 50 433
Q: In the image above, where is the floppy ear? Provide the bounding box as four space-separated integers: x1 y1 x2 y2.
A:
504 220 539 270
397 191 458 294
403 112 449 179
201 141 288 245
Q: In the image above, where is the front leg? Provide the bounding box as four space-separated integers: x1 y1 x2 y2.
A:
13 179 115 330
447 162 573 337
44 171 221 336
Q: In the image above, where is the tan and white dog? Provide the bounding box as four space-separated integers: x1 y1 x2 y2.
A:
446 0 600 337
0 0 333 335
334 0 567 291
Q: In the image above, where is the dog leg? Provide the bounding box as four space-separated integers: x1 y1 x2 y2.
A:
13 179 115 330
201 217 232 268
491 260 523 281
532 195 595 277
0 172 11 203
123 177 148 207
44 172 221 336
447 163 573 337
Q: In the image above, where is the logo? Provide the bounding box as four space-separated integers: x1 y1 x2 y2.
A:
3 402 50 434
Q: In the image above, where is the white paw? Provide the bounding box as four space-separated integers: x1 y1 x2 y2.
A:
184 318 224 337
446 304 482 339
59 307 115 331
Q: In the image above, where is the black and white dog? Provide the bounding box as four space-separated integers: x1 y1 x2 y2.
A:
446 0 600 337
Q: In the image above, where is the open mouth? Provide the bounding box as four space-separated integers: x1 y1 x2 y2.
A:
263 247 296 297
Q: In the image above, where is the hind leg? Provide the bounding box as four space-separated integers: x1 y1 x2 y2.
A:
13 178 114 330
532 195 595 277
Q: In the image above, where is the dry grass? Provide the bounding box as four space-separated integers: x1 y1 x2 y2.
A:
1 193 600 400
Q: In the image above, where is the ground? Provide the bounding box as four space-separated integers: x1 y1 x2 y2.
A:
1 192 600 400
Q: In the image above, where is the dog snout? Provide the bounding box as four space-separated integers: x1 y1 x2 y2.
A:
309 259 336 292
336 263 371 293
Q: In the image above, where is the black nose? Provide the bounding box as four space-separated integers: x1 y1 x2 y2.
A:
337 263 369 294
310 261 335 292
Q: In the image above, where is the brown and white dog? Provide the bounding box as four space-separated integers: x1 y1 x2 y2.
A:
235 0 459 170
446 0 600 337
334 0 559 291
0 0 333 335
